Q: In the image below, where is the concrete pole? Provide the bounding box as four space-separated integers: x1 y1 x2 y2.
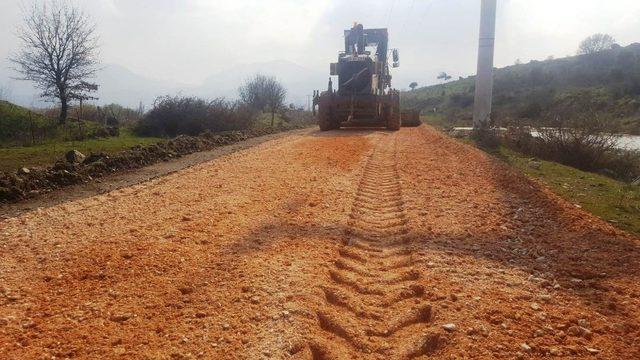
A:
472 0 497 129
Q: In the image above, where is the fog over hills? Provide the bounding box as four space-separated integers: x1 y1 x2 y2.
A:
0 60 326 109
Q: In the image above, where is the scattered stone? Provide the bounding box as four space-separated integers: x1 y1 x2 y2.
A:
530 302 541 311
549 347 562 356
528 159 542 170
5 293 20 301
21 320 36 329
520 343 532 352
442 323 456 332
110 313 133 322
250 296 260 304
585 347 600 354
18 167 30 175
178 286 194 295
567 325 592 339
222 323 230 330
65 150 86 164
195 312 207 319
537 294 552 303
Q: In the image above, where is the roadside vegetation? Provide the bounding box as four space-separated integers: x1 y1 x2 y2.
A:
411 35 640 186
424 113 640 236
496 147 640 236
402 38 640 135
0 129 160 173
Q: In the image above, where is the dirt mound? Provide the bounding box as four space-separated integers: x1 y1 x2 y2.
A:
0 126 305 203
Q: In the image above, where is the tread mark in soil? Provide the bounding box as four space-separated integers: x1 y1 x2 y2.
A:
304 133 443 358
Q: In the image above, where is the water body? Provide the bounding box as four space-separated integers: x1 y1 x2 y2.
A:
451 127 640 151
618 135 640 151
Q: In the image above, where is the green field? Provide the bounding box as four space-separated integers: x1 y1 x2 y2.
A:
0 129 161 173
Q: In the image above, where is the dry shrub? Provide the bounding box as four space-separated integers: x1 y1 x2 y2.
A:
135 96 258 137
503 115 640 181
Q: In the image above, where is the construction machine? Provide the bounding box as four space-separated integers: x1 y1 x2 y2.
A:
313 23 401 131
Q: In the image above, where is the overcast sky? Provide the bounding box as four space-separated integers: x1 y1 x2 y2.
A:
1 0 640 90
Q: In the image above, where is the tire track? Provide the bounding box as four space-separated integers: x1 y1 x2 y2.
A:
302 133 444 359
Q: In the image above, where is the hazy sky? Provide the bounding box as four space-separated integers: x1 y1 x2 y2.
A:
1 0 640 89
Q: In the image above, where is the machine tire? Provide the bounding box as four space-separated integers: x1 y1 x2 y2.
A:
401 110 422 127
386 95 401 131
318 97 338 131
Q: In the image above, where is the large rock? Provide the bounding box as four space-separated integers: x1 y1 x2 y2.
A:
65 150 86 164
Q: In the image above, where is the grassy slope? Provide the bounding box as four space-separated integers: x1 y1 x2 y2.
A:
402 44 640 134
498 147 640 235
0 129 161 173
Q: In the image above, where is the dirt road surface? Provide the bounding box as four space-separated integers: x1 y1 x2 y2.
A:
1 126 639 359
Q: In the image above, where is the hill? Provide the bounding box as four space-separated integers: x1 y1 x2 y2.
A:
1 60 324 109
402 43 640 134
194 60 325 107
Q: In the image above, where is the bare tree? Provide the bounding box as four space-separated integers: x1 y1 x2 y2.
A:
409 82 418 91
10 1 99 124
264 78 286 126
239 74 286 126
577 33 616 55
239 74 269 111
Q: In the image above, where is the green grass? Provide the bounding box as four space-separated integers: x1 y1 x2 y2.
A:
255 112 287 127
495 146 640 235
419 114 472 129
0 129 161 173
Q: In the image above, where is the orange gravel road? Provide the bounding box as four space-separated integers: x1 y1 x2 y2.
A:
1 126 639 359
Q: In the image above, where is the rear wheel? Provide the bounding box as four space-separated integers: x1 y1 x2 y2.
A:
386 94 401 131
318 97 338 131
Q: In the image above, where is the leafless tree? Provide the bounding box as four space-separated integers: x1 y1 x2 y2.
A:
239 74 286 126
10 1 99 124
264 78 286 126
239 74 268 111
577 33 616 55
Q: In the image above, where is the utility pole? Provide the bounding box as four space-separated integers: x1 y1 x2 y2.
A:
472 0 497 130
